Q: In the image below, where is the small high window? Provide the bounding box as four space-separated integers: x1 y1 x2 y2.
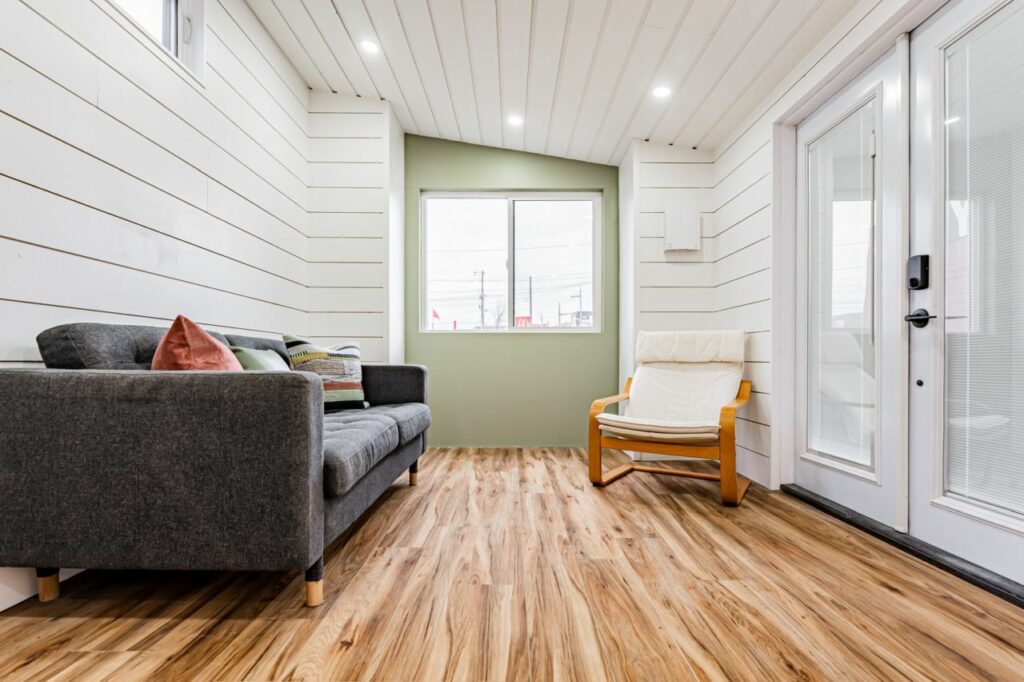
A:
422 193 601 332
113 0 205 78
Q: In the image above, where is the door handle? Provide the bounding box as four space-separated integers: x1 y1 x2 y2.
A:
904 308 937 328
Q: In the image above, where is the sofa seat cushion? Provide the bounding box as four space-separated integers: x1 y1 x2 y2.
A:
362 403 431 445
323 412 399 497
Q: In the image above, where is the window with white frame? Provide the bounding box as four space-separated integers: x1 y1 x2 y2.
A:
422 193 601 332
113 0 205 77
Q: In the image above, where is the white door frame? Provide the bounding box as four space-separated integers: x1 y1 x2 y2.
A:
907 0 1024 583
792 48 909 530
770 0 947 490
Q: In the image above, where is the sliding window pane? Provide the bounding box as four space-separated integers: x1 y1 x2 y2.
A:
512 200 594 328
424 198 509 331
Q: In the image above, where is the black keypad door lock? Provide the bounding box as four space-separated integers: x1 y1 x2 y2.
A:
908 255 929 290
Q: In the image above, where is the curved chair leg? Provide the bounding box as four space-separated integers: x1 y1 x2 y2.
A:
718 381 752 506
719 425 746 506
588 427 604 485
589 431 634 486
37 567 59 603
305 557 324 607
718 446 751 506
720 455 740 506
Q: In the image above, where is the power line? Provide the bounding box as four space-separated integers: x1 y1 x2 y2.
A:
427 273 592 282
427 241 590 253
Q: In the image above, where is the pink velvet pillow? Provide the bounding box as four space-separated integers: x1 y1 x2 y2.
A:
152 315 243 371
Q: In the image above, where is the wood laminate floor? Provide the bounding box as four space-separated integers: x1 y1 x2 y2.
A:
2 448 1023 681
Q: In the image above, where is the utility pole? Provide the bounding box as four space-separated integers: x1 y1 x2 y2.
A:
477 270 486 329
557 301 562 328
571 286 583 327
528 275 533 325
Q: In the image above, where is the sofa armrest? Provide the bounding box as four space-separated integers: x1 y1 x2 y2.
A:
0 369 325 572
361 364 428 405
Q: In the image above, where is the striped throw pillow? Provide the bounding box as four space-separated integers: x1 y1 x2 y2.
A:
283 336 365 411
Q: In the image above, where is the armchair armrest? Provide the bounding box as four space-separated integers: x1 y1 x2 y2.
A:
361 364 428 405
719 379 752 424
589 377 633 417
0 369 325 573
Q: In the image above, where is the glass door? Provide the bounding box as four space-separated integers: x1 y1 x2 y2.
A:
795 47 909 530
909 0 1024 582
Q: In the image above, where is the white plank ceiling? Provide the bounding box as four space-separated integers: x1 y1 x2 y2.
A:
247 0 859 164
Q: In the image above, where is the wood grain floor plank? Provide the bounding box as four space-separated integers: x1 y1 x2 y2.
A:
0 448 1021 681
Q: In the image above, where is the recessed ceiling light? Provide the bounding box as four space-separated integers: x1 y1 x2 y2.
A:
507 115 523 126
652 85 671 99
360 40 380 54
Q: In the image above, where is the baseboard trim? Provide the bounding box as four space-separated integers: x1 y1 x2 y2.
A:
781 484 1024 610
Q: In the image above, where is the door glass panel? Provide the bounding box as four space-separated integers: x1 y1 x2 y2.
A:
943 0 1024 516
807 100 877 467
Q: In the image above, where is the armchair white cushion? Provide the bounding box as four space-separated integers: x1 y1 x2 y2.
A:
601 330 745 437
633 329 745 365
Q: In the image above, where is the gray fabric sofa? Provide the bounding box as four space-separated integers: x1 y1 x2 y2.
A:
0 323 429 607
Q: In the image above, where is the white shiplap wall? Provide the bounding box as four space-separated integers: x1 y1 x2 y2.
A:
621 0 942 487
621 140 770 483
708 139 773 486
0 0 311 364
633 142 713 340
0 0 402 610
306 91 403 363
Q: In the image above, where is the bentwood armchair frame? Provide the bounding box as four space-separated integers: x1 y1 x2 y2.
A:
588 378 752 506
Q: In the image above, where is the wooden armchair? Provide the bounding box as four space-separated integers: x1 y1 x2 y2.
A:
588 330 752 506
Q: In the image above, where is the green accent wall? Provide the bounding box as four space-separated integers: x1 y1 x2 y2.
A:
404 135 619 446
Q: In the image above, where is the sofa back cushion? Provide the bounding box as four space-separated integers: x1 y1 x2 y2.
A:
37 323 286 370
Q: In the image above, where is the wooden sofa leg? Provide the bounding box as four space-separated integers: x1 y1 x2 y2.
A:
37 568 59 603
409 459 418 486
304 557 324 608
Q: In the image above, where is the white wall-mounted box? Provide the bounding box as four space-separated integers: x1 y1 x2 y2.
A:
664 209 701 251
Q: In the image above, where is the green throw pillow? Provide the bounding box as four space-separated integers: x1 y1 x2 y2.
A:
230 347 291 371
283 336 364 411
